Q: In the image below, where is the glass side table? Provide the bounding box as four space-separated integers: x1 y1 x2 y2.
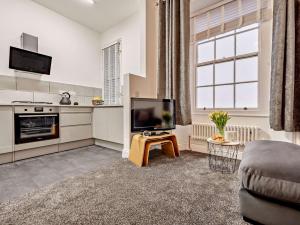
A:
207 138 240 174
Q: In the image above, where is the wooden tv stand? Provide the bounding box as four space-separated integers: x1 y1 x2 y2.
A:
129 133 179 167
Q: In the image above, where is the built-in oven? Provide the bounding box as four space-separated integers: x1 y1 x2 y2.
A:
14 106 59 144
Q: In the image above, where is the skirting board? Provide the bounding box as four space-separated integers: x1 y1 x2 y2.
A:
14 139 94 162
0 139 96 165
59 139 95 152
14 145 59 161
0 152 13 164
95 139 123 152
15 139 60 151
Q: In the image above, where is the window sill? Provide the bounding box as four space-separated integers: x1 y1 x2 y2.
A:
192 109 269 118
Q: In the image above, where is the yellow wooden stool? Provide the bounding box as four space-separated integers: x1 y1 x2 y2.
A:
129 134 179 167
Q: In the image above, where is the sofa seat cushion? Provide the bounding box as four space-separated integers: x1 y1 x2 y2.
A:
239 140 300 204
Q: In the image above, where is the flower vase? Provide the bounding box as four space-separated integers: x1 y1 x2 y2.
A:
217 127 225 137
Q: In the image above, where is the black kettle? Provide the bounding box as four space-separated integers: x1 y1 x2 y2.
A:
60 92 71 105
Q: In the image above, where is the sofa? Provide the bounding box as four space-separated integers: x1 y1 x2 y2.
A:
239 140 300 225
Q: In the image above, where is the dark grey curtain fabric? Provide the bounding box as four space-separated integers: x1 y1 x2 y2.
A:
270 0 300 131
157 0 192 126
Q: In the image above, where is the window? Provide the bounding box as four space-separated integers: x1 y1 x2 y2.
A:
195 24 259 110
191 0 272 111
103 42 121 105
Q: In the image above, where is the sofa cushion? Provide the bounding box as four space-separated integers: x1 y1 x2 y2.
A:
239 140 300 204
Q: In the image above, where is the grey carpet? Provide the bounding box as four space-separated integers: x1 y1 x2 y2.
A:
0 151 246 225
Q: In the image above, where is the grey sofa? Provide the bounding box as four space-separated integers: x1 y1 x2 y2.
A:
239 140 300 225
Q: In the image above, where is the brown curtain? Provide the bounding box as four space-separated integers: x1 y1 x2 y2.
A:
157 0 192 126
270 0 300 131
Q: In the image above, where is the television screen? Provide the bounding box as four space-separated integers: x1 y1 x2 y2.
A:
9 47 52 75
131 98 176 132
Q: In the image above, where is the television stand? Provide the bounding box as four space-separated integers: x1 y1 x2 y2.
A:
129 133 179 167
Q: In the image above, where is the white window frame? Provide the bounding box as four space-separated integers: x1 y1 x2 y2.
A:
192 23 265 116
102 40 122 105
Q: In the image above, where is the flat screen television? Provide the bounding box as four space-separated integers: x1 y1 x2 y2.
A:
9 47 52 75
131 98 176 132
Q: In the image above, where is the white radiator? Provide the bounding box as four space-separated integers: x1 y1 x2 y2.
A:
191 124 259 145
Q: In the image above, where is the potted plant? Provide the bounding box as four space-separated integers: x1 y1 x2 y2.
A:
209 111 231 137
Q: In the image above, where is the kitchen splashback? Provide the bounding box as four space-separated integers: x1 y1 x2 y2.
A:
0 75 102 105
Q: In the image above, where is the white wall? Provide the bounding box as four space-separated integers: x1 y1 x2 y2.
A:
98 1 146 85
0 0 102 88
97 6 146 158
121 0 156 158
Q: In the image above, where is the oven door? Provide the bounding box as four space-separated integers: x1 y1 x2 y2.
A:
15 113 59 144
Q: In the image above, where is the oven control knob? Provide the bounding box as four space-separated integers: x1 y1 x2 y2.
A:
49 109 52 112
24 109 27 112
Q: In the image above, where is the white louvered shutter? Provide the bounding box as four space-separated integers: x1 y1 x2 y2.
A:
193 0 272 42
103 42 121 105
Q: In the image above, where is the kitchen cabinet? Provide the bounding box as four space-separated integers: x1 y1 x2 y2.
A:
60 113 92 127
60 107 92 113
60 125 92 143
0 105 123 165
93 107 123 144
0 107 13 154
59 107 93 143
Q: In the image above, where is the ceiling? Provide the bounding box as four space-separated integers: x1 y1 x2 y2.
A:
190 0 223 13
31 0 140 33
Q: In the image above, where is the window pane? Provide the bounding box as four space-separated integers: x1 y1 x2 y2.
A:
197 87 213 108
216 36 234 59
236 82 258 108
215 85 234 108
236 29 258 55
215 61 234 84
236 57 258 82
197 65 213 86
198 42 214 63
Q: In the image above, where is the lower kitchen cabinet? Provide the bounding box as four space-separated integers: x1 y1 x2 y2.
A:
60 125 93 143
60 113 92 127
59 107 93 144
93 107 123 144
0 105 123 165
0 107 13 154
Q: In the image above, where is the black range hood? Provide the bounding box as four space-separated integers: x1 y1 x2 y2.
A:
9 46 52 75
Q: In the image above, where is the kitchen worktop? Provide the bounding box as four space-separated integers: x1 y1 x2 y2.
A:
0 103 123 108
